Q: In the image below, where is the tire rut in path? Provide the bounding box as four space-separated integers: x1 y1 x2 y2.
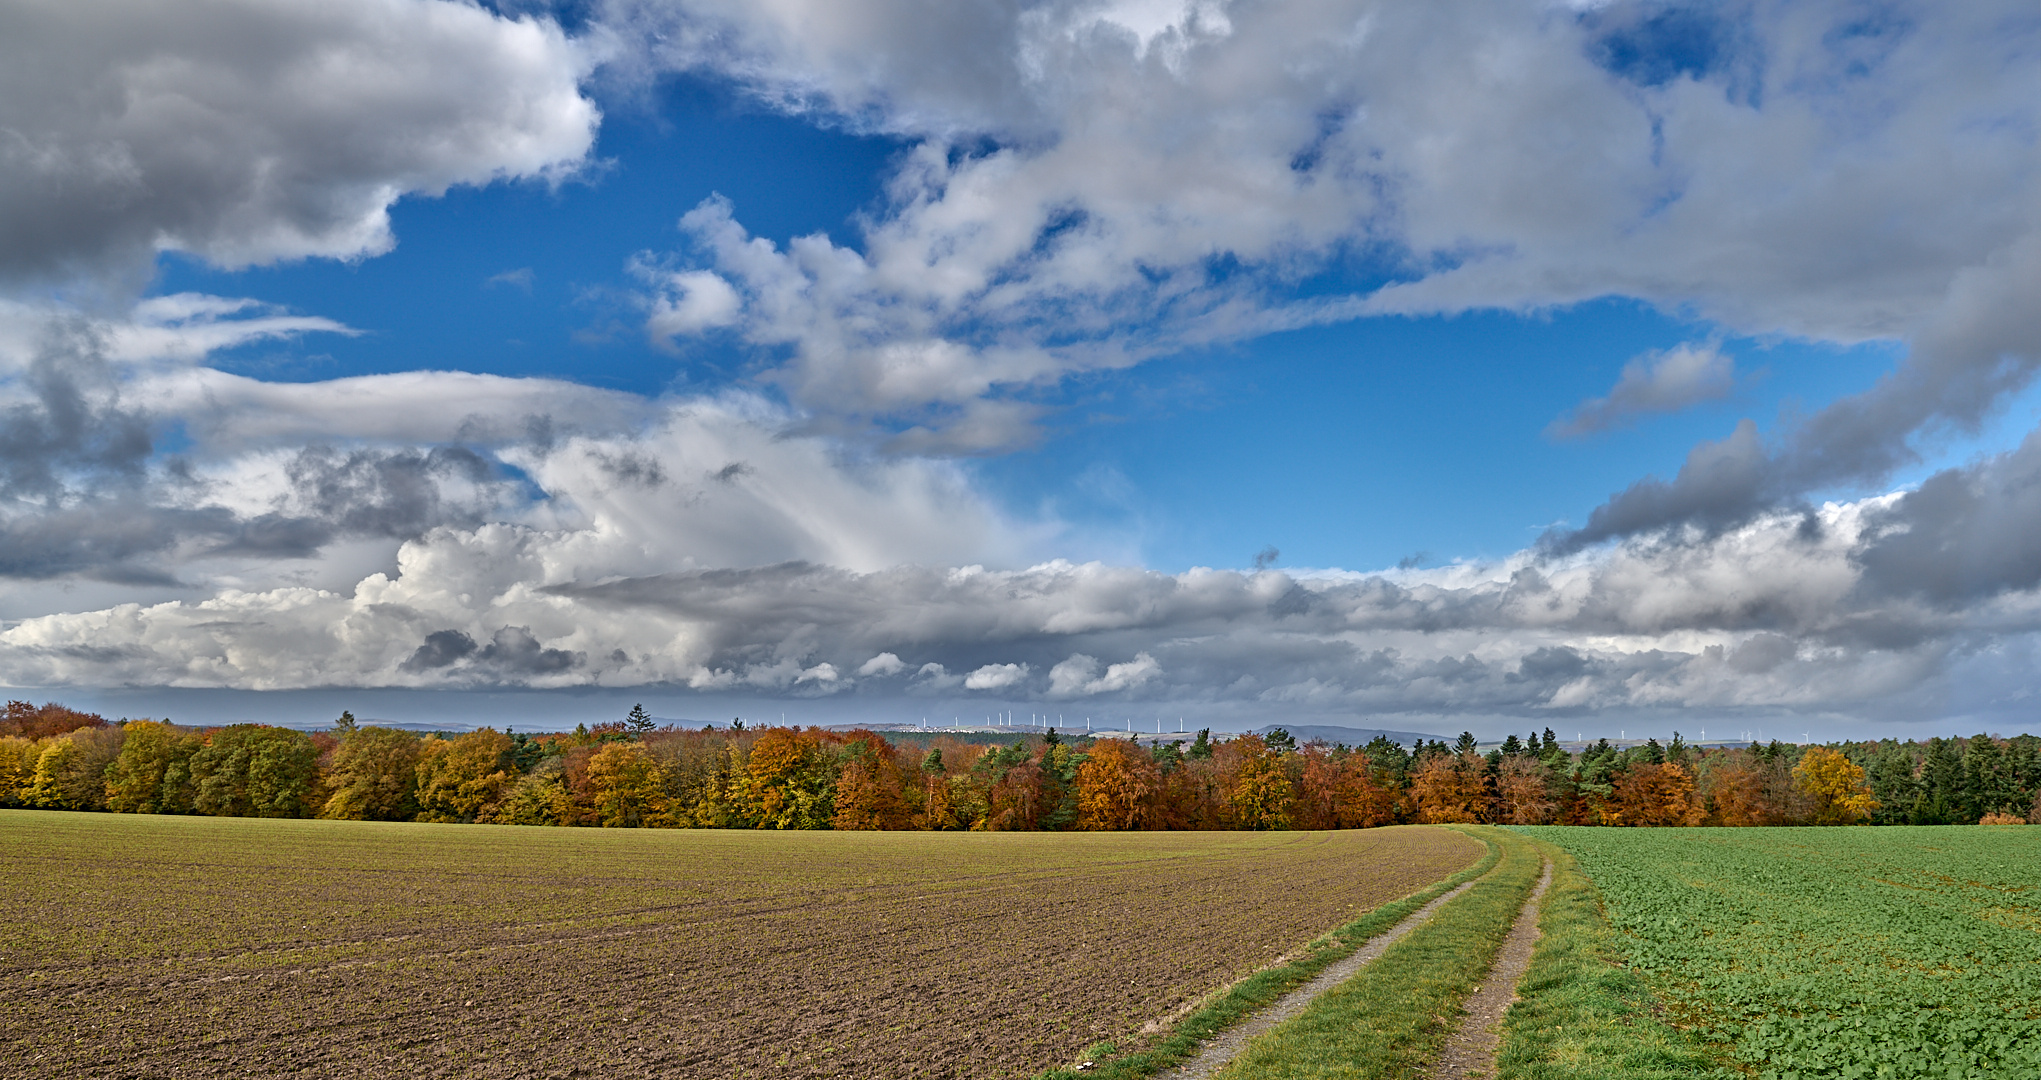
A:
1429 859 1553 1079
1155 881 1475 1080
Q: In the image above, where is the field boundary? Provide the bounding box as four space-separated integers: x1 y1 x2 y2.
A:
1032 826 1501 1080
1154 880 1476 1079
1180 827 1546 1080
1431 857 1553 1078
1494 833 1734 1080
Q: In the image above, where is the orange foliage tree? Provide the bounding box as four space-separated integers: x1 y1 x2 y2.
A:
1706 750 1797 825
741 728 835 829
1494 755 1556 825
1606 761 1704 826
834 732 911 830
1075 738 1162 830
1410 752 1487 823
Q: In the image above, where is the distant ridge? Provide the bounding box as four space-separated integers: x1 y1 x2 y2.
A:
1248 723 1446 747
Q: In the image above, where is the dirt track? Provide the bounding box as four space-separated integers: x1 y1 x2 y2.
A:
2 813 1478 1079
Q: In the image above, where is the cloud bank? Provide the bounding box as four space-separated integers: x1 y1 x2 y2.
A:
6 1 2041 734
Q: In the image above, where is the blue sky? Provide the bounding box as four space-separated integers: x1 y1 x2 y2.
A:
6 0 2041 738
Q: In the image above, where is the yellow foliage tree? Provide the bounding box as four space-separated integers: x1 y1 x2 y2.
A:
413 728 515 823
585 742 665 827
0 736 37 807
105 720 201 814
1793 745 1877 824
321 726 423 821
1226 734 1294 830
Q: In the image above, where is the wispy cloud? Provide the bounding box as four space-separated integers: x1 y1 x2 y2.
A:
1547 342 1737 439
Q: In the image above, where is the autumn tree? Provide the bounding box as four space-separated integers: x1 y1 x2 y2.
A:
1494 754 1556 825
1410 751 1487 823
105 721 201 814
740 727 836 829
1293 744 1345 830
1607 761 1703 826
23 726 125 811
985 755 1048 831
0 736 39 807
1076 738 1162 830
1705 743 1799 825
833 732 911 830
321 726 424 821
1225 733 1294 830
0 701 108 740
413 728 516 823
914 748 961 830
492 760 573 826
585 742 665 827
1794 745 1877 824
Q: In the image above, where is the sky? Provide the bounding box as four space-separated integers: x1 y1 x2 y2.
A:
5 0 2041 740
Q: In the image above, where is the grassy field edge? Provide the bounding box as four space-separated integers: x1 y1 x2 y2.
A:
1495 832 1733 1080
1031 826 1502 1080
1199 825 1545 1079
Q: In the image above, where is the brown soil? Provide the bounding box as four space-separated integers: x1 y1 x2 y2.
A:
0 814 1478 1079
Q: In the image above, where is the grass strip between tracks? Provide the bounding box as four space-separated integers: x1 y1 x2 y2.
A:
1033 828 1502 1080
1493 835 1734 1080
1205 825 1544 1079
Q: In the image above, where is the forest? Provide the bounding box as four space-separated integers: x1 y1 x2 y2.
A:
3 699 2038 830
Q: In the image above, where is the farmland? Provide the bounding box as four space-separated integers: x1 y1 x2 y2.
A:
1515 826 2041 1079
0 812 1478 1079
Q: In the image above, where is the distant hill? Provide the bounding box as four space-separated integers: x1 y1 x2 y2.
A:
1247 723 1446 747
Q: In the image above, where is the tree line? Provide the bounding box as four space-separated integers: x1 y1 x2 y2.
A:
4 699 2037 829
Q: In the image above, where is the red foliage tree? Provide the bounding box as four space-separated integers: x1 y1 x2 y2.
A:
0 701 108 740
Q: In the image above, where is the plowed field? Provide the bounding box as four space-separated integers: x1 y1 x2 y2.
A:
1 812 1477 1079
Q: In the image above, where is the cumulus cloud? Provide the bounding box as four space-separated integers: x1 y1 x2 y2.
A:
857 651 906 676
0 0 600 284
603 0 2041 564
1048 651 1160 698
1547 342 1736 439
964 662 1029 690
643 268 742 345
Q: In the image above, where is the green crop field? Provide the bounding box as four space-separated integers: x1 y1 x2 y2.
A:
1515 826 2041 1080
0 811 1478 1079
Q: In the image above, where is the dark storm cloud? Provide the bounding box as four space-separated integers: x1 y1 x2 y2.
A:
0 330 153 501
400 629 480 673
477 626 581 674
284 446 498 539
1853 431 2041 606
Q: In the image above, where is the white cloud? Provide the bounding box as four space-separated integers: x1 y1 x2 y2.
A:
0 0 600 283
643 268 742 344
857 651 906 676
964 662 1029 690
1547 342 1736 439
1048 650 1160 697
